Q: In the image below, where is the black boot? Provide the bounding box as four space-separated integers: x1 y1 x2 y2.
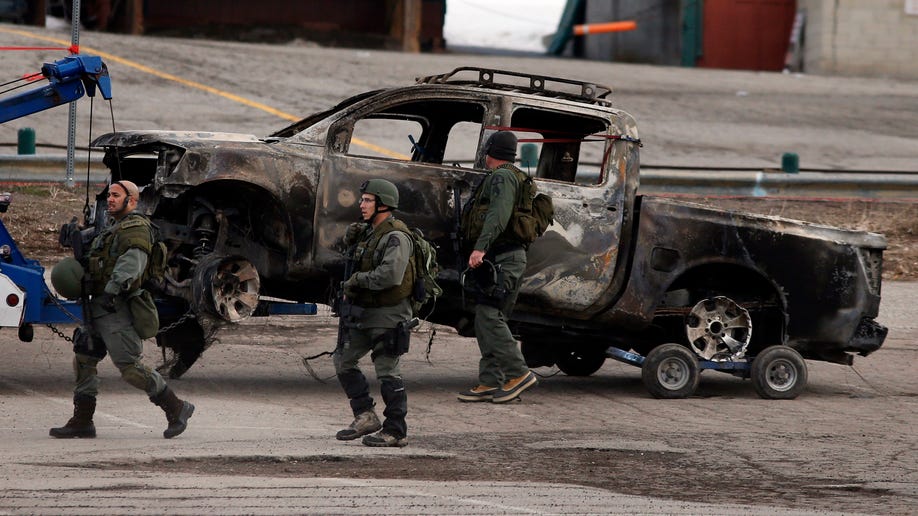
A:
49 394 97 438
150 386 194 439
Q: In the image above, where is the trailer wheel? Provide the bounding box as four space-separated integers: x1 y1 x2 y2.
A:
641 343 699 399
751 345 807 399
554 345 606 376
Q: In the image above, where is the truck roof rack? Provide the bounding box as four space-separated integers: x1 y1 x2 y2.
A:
415 67 613 106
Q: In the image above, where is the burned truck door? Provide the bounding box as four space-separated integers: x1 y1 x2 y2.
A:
314 94 491 276
505 104 632 319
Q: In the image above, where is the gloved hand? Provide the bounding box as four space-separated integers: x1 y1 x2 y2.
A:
98 293 116 313
344 222 365 247
342 275 360 299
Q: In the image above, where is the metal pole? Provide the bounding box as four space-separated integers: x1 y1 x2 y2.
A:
66 0 82 188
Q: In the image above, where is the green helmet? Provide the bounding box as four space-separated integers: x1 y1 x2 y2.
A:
360 179 399 209
50 257 84 300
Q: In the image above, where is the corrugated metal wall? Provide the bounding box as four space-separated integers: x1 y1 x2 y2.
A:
696 0 796 71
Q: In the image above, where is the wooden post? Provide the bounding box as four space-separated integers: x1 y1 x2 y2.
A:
125 0 143 34
401 0 421 53
28 0 47 27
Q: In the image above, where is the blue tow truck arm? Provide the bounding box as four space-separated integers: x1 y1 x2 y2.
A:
1 55 314 343
0 54 113 124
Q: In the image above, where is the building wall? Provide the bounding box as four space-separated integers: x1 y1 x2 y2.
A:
801 0 918 78
583 0 682 66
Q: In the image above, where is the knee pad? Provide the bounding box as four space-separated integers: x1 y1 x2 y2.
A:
119 362 154 392
337 369 370 400
74 353 100 382
381 377 405 395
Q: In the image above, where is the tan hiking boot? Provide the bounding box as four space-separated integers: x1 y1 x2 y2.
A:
362 430 408 448
335 410 382 440
492 371 538 403
457 384 499 402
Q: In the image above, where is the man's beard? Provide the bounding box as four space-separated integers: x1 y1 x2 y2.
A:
108 203 128 219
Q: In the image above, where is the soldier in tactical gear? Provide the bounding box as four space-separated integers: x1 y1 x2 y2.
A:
457 131 538 403
49 180 194 439
335 178 414 448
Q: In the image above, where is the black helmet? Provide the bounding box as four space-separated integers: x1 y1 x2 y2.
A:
50 257 84 300
360 178 399 209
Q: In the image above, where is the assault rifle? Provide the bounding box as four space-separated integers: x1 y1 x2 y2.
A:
334 242 361 353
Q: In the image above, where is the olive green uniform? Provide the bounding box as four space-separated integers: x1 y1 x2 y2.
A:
335 217 414 439
75 213 166 398
463 164 530 388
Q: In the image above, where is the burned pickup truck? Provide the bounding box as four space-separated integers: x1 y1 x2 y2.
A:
86 67 887 397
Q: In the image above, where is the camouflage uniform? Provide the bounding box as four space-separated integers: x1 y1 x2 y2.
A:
336 217 414 441
51 197 193 440
78 213 166 398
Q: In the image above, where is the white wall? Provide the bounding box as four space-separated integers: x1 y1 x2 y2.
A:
802 0 918 78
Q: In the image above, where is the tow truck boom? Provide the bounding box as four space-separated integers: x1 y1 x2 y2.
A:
0 54 112 124
1 53 314 347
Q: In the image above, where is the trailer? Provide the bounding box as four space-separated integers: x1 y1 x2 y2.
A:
607 341 807 400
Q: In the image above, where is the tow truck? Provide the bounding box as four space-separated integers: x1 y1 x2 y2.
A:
0 54 315 348
0 54 111 341
0 191 83 341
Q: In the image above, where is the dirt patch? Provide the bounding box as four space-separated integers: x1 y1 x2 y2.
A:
80 430 901 514
4 186 916 280
1 186 89 266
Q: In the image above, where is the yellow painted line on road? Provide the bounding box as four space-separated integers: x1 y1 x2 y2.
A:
0 27 407 159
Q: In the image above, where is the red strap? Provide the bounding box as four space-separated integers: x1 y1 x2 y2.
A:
0 46 70 51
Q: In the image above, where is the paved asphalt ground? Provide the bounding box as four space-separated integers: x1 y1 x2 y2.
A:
1 23 917 515
0 282 915 514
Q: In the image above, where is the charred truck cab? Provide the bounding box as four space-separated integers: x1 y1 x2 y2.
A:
89 67 887 397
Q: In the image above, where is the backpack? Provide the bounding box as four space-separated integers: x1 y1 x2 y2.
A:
142 226 169 291
408 227 443 318
509 171 555 244
462 165 555 246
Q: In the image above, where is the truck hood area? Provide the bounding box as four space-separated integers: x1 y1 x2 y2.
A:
92 130 263 149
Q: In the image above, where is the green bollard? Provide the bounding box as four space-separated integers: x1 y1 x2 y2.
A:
781 152 799 174
17 127 36 155
520 143 538 169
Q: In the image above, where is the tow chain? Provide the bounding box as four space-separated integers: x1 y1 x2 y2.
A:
46 323 73 343
157 308 195 336
42 288 196 344
43 286 82 344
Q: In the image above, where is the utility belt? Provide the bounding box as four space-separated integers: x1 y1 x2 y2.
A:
341 301 418 358
461 240 524 259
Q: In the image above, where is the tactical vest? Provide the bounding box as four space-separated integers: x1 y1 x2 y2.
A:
351 217 416 308
462 163 527 247
87 213 153 296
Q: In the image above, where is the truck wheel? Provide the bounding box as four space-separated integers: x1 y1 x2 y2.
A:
685 295 752 361
751 345 807 399
642 343 700 399
554 345 606 376
191 254 260 322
